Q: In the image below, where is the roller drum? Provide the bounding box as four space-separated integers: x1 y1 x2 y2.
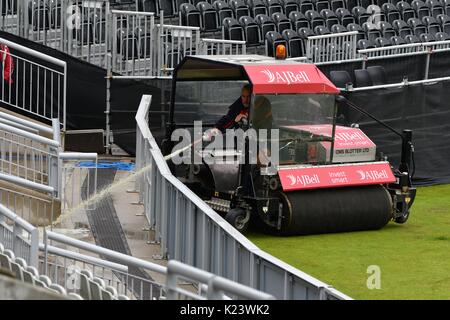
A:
279 185 393 235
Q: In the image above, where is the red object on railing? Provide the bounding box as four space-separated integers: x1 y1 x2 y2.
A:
0 44 14 84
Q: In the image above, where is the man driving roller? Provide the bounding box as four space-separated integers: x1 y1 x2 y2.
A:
203 84 252 140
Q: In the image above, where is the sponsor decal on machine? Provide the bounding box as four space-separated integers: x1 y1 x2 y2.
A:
278 162 396 191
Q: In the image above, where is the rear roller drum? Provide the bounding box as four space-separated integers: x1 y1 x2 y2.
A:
278 185 393 236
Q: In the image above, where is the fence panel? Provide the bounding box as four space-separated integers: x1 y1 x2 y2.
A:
111 10 155 76
197 38 246 56
0 37 67 129
306 31 358 64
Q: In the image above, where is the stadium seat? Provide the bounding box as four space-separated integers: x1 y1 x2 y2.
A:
363 21 382 41
312 0 330 13
444 0 450 15
280 0 299 16
347 22 366 40
223 17 245 40
68 293 84 300
28 0 51 31
321 9 340 29
336 8 355 27
408 17 427 36
48 0 61 28
265 30 287 56
90 11 107 45
116 29 139 60
346 0 358 11
330 0 345 12
425 0 444 17
435 30 450 39
273 12 292 33
329 70 353 87
299 0 314 14
358 0 373 9
357 38 375 49
367 4 386 23
393 19 413 37
422 16 441 34
419 32 437 41
247 0 268 17
396 1 415 22
352 6 370 25
289 11 309 30
331 23 348 33
49 284 67 295
375 0 389 7
354 69 373 87
140 0 157 12
239 15 261 45
382 3 401 24
134 27 152 58
367 65 387 85
264 0 283 16
298 26 316 39
437 13 450 33
255 14 277 41
213 1 233 26
230 0 250 20
390 35 407 44
180 3 201 27
314 25 331 34
79 269 93 300
282 29 305 56
404 34 421 42
379 21 396 38
197 1 219 31
374 36 392 46
305 9 325 28
158 0 175 17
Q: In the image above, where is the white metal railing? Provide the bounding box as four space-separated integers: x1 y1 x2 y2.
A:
155 23 200 77
306 31 358 64
111 10 155 77
0 113 97 224
197 38 247 56
135 95 352 300
9 0 111 68
0 37 67 130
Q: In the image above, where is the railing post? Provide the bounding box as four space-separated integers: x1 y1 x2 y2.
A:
29 228 39 268
424 47 431 80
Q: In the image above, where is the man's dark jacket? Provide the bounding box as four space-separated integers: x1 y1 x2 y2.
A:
215 98 247 132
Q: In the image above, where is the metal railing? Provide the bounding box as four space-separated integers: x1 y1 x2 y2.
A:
0 116 59 190
0 203 39 267
0 112 97 225
197 38 247 56
135 95 351 300
111 10 155 77
11 0 111 69
306 31 358 64
0 37 67 129
155 22 201 77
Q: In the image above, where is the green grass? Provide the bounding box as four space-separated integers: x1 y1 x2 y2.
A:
247 184 450 300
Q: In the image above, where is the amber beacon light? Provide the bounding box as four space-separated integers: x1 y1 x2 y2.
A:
275 44 287 60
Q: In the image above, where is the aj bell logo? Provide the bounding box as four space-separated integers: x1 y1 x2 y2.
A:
357 169 389 181
261 69 311 85
287 174 320 186
335 131 366 143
